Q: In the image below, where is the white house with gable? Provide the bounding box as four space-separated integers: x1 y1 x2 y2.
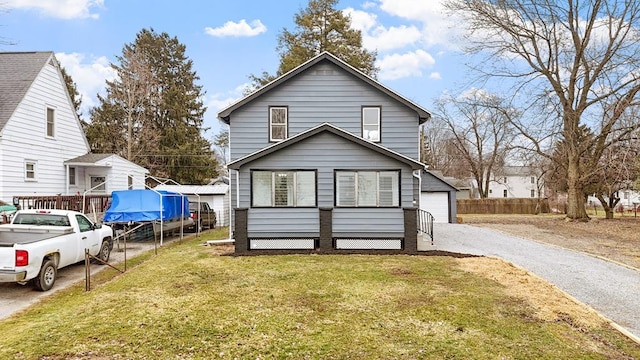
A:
0 51 147 204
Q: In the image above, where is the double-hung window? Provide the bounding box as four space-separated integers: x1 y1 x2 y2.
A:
362 106 380 142
335 170 399 207
269 106 288 142
46 107 55 137
25 160 37 181
252 170 316 207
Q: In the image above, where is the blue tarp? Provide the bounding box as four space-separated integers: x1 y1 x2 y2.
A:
103 189 190 223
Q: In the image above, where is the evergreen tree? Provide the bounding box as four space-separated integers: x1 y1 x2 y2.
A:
60 67 83 121
87 28 218 184
249 0 377 89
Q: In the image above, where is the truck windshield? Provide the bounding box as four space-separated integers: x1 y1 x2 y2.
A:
13 214 71 226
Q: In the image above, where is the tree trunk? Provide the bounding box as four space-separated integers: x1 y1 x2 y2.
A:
565 153 588 220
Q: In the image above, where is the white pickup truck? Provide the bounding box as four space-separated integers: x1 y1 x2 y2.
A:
0 209 113 291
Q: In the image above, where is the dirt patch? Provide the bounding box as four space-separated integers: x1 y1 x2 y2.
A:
456 257 605 329
460 214 640 270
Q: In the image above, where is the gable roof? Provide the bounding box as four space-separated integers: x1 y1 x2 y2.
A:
64 153 149 172
217 52 431 124
0 51 55 132
421 170 458 192
227 122 426 170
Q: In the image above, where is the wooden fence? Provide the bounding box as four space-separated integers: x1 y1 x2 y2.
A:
13 195 111 214
457 198 550 214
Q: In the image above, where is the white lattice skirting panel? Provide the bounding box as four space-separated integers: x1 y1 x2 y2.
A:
335 239 402 250
250 238 316 250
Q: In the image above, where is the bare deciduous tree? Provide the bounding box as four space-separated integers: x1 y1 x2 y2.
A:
446 0 640 219
434 89 517 198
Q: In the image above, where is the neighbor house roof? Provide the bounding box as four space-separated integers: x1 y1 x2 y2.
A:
0 51 55 132
227 122 426 170
154 184 229 195
217 52 431 124
64 153 148 172
496 166 537 177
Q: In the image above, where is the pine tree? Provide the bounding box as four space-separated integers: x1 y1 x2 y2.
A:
86 28 218 184
249 0 377 89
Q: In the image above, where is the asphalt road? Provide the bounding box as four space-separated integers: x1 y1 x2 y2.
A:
430 222 640 341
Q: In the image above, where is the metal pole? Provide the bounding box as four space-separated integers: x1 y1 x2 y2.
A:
84 248 90 291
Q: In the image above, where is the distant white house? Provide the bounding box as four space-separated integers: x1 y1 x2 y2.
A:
487 166 543 198
0 51 148 203
587 190 640 210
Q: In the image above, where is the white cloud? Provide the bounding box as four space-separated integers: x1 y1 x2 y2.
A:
429 72 441 80
5 0 103 19
377 0 464 49
366 25 422 52
55 52 115 117
205 19 267 38
377 50 436 80
344 8 377 33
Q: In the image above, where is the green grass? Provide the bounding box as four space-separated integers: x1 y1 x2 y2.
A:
0 227 638 359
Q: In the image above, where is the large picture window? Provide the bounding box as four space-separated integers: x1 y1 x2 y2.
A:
336 170 399 207
362 106 380 142
269 106 288 142
252 170 316 207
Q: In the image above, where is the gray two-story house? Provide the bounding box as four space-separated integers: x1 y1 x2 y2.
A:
218 52 431 254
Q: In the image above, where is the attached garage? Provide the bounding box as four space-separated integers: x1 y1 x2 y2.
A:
420 170 458 223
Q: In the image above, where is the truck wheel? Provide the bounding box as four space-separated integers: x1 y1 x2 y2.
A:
34 259 56 291
97 240 111 263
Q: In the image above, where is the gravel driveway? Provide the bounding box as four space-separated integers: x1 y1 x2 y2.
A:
430 223 640 341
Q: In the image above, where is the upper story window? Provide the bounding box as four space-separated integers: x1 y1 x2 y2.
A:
46 107 55 137
269 106 288 142
25 160 37 181
335 170 399 207
503 189 508 198
362 106 381 142
128 175 134 190
252 170 316 207
530 176 535 184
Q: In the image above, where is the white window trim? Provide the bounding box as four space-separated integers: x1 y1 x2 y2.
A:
336 170 399 207
25 160 37 181
269 106 288 142
252 170 316 207
362 107 381 142
46 106 55 138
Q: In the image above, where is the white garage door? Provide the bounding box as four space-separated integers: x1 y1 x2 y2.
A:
420 192 450 223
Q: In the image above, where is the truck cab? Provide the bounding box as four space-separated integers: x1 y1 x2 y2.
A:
188 202 216 232
0 209 113 291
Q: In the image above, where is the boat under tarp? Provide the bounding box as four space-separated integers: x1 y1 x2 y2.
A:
103 189 192 244
104 189 190 223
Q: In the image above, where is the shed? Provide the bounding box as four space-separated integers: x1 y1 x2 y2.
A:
420 170 458 223
154 184 230 226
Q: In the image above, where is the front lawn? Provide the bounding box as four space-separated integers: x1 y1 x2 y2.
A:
0 227 638 359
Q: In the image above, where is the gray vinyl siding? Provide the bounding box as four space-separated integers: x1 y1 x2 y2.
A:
229 62 419 162
237 132 414 237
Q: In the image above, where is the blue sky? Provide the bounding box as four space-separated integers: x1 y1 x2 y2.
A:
0 0 470 141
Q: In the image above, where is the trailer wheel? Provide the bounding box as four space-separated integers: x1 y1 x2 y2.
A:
34 259 56 291
97 240 111 263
